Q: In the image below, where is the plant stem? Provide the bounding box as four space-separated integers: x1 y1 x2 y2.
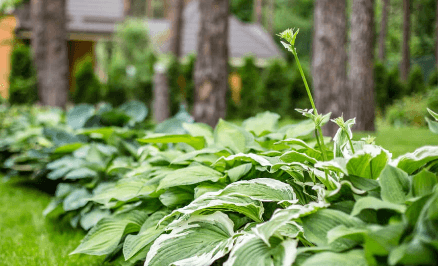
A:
348 137 355 154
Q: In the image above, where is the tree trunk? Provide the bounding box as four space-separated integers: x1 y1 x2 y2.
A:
124 0 131 17
401 0 410 81
349 0 375 131
146 0 153 18
193 0 229 127
436 0 438 70
267 0 274 34
153 65 170 123
168 0 184 57
312 0 348 137
31 0 68 108
378 0 390 62
253 0 263 24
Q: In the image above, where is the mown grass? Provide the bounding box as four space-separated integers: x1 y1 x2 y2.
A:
0 177 106 266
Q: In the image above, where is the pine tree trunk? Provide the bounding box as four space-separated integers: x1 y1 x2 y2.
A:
312 0 348 137
267 0 274 34
378 0 390 62
401 0 410 81
253 0 263 24
193 0 229 127
168 0 184 57
146 0 153 17
349 0 375 131
31 0 68 108
153 66 170 123
124 0 131 17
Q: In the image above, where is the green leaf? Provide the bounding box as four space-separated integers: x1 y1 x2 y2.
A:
53 143 84 154
224 234 297 266
159 187 194 208
157 165 223 191
71 210 148 256
280 150 318 165
227 163 252 182
182 122 214 145
346 145 390 179
63 188 91 211
301 209 364 251
351 197 406 216
388 238 437 266
394 146 438 175
301 249 367 266
67 104 95 129
80 208 111 230
425 117 438 134
379 165 410 204
77 127 116 141
119 100 148 123
145 212 235 266
214 119 254 153
137 134 206 150
242 111 280 136
427 108 438 120
64 168 98 180
194 183 226 199
412 169 437 197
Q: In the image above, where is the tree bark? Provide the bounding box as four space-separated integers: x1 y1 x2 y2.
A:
153 65 170 123
146 0 154 18
124 0 131 17
253 0 263 24
31 0 68 108
401 0 410 81
349 0 375 131
312 0 348 137
193 0 229 127
168 0 184 57
378 0 390 62
267 0 275 35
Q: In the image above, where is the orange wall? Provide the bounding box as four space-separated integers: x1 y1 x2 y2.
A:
0 16 17 99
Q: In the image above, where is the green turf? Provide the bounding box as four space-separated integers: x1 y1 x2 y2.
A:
0 178 106 266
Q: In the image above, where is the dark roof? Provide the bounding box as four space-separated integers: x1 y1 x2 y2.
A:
14 0 283 63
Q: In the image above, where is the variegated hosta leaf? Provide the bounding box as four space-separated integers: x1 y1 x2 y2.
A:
280 150 318 165
391 146 438 175
226 163 252 182
224 234 298 266
157 165 224 191
242 111 281 137
63 188 92 211
71 210 149 256
123 210 171 261
79 207 111 230
213 153 274 172
300 249 367 266
144 212 235 266
91 176 157 207
214 119 255 154
160 193 265 224
252 201 327 245
159 187 193 208
218 178 297 204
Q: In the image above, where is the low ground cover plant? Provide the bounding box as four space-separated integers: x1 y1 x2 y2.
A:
1 30 438 266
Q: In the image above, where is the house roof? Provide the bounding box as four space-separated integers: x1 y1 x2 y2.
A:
14 0 283 65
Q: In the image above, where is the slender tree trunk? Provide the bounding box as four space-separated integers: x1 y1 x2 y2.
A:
312 0 348 137
253 0 263 24
267 0 275 34
378 0 390 62
31 0 68 108
124 0 131 17
401 0 410 81
168 0 184 57
193 0 229 127
146 0 154 18
349 0 375 131
153 65 170 123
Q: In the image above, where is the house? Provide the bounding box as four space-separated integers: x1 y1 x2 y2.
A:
0 0 283 99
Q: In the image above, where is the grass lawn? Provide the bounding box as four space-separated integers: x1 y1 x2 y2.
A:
0 177 106 266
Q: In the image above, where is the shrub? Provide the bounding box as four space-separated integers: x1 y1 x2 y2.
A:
428 68 438 87
374 61 388 113
181 54 196 110
407 64 427 95
72 58 102 104
386 65 406 105
8 43 38 104
386 93 428 127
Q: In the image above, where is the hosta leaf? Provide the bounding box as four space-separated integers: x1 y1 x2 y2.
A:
242 111 280 136
145 212 235 266
63 188 91 211
428 108 438 120
325 181 366 203
67 104 95 129
393 146 438 175
137 134 206 150
280 150 317 165
47 167 72 180
182 122 214 145
71 210 148 256
80 208 111 230
227 163 252 182
91 177 157 206
171 147 227 164
388 238 437 266
65 168 98 180
426 117 438 135
224 234 297 266
119 100 148 123
214 119 254 154
351 197 406 216
213 153 274 171
77 127 116 141
279 119 315 139
301 209 364 251
301 249 367 266
53 143 84 154
346 145 390 179
161 193 264 223
411 169 437 197
159 187 194 208
218 178 297 203
194 183 226 199
275 138 321 155
157 165 223 191
379 165 410 204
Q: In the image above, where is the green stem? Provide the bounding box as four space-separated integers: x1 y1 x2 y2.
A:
316 127 328 161
347 137 355 154
292 50 317 115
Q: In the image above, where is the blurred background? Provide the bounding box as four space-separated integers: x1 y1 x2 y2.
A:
0 0 437 136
